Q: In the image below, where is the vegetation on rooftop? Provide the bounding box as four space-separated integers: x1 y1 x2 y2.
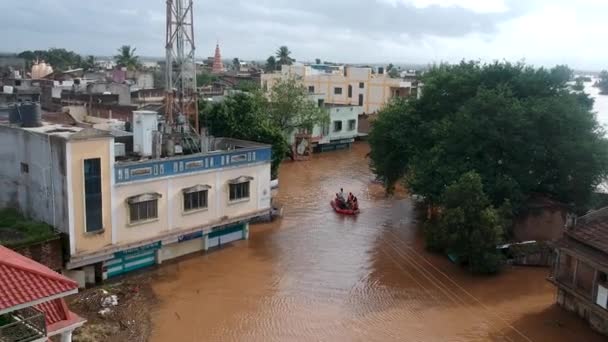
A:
0 208 57 248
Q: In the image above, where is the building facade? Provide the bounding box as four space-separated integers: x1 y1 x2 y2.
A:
550 208 608 336
261 64 418 114
0 112 272 285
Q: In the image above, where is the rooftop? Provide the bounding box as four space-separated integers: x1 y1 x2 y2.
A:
0 109 113 140
568 207 608 253
0 245 78 313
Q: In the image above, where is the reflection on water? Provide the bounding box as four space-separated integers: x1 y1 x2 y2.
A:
585 79 608 130
149 143 605 342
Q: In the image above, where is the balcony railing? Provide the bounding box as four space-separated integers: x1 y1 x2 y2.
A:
0 307 46 342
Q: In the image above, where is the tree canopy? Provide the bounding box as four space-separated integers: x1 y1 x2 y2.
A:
426 172 506 273
200 78 327 178
200 93 288 179
369 61 608 214
114 45 140 70
264 77 329 134
265 56 277 72
18 48 86 72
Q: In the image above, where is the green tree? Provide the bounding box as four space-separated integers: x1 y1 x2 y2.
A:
315 58 321 64
369 61 608 214
275 46 294 67
200 93 289 179
233 58 240 71
114 45 140 70
265 56 277 72
598 70 608 94
426 172 505 274
235 80 260 92
196 71 218 86
82 55 96 71
265 77 329 134
18 48 84 72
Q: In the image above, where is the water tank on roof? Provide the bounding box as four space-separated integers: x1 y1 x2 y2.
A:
14 102 42 127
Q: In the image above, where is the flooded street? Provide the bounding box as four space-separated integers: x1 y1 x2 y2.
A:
148 143 604 341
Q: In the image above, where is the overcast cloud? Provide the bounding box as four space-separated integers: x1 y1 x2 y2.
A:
0 0 606 69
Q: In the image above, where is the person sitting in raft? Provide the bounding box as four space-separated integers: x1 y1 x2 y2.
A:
336 193 346 208
352 196 359 211
347 193 354 209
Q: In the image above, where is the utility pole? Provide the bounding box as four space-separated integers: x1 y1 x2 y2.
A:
165 0 198 132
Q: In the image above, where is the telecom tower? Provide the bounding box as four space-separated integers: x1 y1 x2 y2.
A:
165 0 198 132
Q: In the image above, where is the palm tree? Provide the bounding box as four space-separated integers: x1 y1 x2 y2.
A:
275 46 294 66
114 45 140 70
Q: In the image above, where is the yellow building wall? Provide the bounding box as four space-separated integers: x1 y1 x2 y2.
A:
69 138 113 254
113 163 270 245
263 66 406 114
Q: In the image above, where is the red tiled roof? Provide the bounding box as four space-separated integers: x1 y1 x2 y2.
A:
36 298 67 325
0 245 77 311
36 298 85 333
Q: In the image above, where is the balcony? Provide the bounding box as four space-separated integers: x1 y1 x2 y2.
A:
0 307 46 342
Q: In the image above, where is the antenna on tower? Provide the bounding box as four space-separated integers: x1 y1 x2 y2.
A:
165 0 198 132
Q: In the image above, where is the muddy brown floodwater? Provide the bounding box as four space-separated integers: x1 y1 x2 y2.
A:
148 142 605 342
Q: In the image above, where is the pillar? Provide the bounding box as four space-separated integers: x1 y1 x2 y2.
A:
243 223 250 240
155 249 163 265
203 234 209 251
60 330 73 342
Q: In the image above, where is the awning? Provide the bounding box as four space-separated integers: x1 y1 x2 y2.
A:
182 184 212 194
228 176 254 185
127 192 162 204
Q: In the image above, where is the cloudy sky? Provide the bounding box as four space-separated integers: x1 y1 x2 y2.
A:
1 0 607 69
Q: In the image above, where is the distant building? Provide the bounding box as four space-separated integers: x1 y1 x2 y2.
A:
550 207 608 336
0 78 41 106
0 110 272 286
0 54 25 79
261 64 419 114
0 245 85 342
212 43 224 74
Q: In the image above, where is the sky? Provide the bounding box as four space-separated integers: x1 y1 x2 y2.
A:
1 0 607 70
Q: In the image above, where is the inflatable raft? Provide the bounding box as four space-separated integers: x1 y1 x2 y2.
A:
330 200 360 215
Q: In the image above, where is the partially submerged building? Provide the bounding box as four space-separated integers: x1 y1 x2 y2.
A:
0 106 272 286
550 207 608 336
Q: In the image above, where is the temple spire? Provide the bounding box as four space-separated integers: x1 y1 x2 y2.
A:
212 43 224 74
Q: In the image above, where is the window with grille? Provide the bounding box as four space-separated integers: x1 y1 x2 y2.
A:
334 87 342 95
333 121 342 132
129 200 158 222
184 190 208 211
348 119 356 131
229 182 250 201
